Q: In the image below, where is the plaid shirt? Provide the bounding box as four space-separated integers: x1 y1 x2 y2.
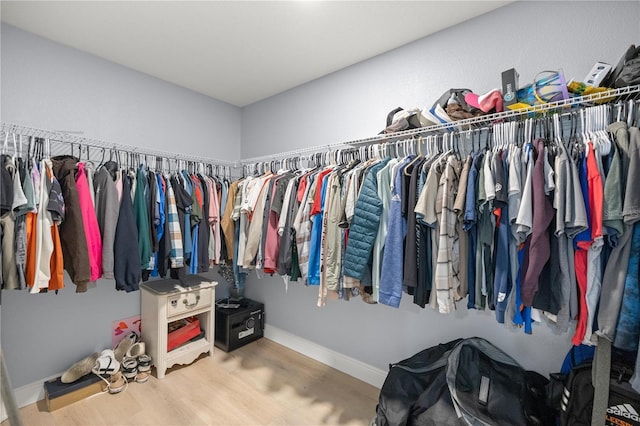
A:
435 155 461 314
165 178 184 268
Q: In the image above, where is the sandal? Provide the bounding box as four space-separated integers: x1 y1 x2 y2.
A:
106 371 127 394
135 371 150 383
137 354 152 372
121 357 138 382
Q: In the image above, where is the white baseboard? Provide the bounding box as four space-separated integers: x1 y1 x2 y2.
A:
264 324 386 389
9 372 60 411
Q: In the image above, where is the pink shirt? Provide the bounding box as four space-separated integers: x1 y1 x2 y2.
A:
76 162 103 281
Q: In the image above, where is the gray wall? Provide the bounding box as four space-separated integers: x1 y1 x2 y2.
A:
0 24 241 388
241 0 640 377
1 24 241 161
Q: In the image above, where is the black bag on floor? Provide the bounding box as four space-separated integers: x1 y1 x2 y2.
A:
558 361 640 426
374 337 550 426
549 338 640 426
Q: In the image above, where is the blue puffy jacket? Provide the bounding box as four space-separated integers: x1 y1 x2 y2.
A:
343 158 391 280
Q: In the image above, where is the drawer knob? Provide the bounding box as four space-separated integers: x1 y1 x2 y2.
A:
183 295 200 308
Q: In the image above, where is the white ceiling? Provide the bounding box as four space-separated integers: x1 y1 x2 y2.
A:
1 1 512 107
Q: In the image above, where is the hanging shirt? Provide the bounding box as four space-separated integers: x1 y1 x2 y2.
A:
207 176 221 265
322 171 345 293
521 140 555 307
51 156 91 292
572 151 592 346
372 158 398 302
94 166 120 279
134 166 153 273
379 159 410 308
492 151 510 323
75 162 103 282
403 157 426 294
220 179 240 262
434 154 462 314
31 159 54 292
598 122 635 342
171 174 192 267
613 127 640 350
242 175 272 268
293 173 315 282
114 173 141 292
278 175 301 277
453 155 472 302
1 157 25 289
308 169 332 285
151 172 167 277
582 143 605 344
165 177 184 268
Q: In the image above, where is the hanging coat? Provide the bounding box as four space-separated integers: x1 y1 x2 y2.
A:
343 158 390 280
51 156 91 292
114 174 141 291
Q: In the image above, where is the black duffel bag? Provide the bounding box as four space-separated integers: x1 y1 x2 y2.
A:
374 337 551 426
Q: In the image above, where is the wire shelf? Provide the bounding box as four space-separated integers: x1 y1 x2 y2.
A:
0 121 238 167
239 84 640 165
2 84 639 172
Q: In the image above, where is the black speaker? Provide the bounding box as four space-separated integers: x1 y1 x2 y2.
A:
214 298 264 352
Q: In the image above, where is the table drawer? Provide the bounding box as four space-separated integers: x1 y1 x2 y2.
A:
167 288 212 318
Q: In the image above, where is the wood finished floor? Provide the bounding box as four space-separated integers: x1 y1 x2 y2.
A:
5 338 380 425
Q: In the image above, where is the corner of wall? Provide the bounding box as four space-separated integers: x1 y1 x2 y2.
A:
263 324 386 389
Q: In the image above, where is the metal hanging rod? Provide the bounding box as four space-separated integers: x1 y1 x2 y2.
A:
240 84 640 166
0 122 237 167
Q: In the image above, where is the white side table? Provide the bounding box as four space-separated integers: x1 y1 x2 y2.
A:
140 276 217 379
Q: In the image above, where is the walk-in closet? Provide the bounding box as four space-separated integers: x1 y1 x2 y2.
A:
1 1 640 425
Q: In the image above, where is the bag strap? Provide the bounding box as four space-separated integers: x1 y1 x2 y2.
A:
591 336 612 426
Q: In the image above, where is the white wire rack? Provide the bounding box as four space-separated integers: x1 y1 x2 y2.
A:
239 84 640 166
0 122 238 170
2 84 639 174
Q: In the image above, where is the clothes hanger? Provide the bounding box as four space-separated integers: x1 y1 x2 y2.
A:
97 147 107 169
553 113 563 151
33 137 41 162
403 139 423 175
627 99 636 128
9 133 17 162
596 104 612 156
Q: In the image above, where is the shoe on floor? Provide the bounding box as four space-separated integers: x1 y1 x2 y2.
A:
135 371 150 383
107 371 127 394
125 342 145 359
137 354 152 372
121 357 138 382
61 352 100 383
92 349 121 376
114 331 138 362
